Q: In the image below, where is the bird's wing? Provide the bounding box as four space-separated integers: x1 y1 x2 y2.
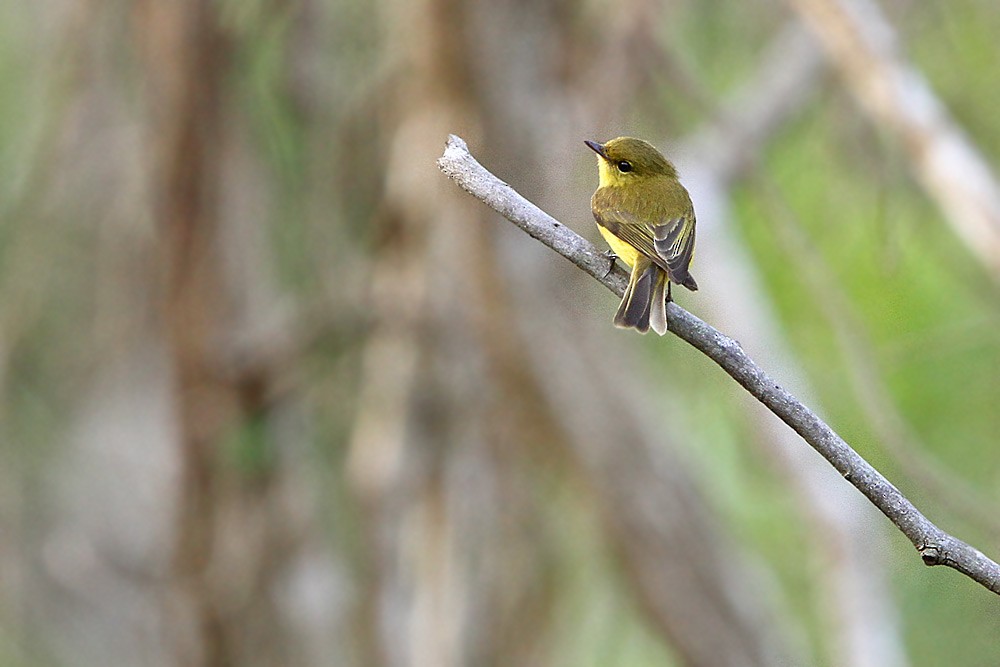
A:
652 214 697 288
594 207 662 267
593 203 696 287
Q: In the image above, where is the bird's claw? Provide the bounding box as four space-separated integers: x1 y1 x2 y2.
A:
603 250 617 278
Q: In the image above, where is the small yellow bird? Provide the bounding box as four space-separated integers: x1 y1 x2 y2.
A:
586 137 697 335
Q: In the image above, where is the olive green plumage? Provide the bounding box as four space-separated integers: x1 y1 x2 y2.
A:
586 137 697 335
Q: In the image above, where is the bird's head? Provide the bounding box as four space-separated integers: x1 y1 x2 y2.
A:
585 137 677 188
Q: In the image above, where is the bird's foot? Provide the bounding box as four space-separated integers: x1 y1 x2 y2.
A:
603 250 617 278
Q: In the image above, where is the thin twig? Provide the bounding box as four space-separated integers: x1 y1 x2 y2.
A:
437 134 1000 597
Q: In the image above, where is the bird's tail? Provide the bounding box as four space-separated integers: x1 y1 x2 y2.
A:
614 257 669 335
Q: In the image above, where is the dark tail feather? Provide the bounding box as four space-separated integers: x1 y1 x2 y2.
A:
675 270 698 291
614 259 657 333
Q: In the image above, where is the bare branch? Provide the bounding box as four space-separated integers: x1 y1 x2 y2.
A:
675 29 908 665
437 134 1000 597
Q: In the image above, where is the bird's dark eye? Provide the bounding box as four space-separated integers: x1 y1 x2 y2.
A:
617 160 633 173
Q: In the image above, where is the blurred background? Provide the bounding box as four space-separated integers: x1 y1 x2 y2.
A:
1 0 999 665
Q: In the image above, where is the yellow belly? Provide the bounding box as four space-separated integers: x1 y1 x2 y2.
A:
597 224 640 268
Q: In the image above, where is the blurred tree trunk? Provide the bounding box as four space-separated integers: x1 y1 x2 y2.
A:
134 1 235 663
347 0 513 663
133 3 299 665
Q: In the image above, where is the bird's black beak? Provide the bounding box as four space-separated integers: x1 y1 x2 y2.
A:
585 140 608 159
